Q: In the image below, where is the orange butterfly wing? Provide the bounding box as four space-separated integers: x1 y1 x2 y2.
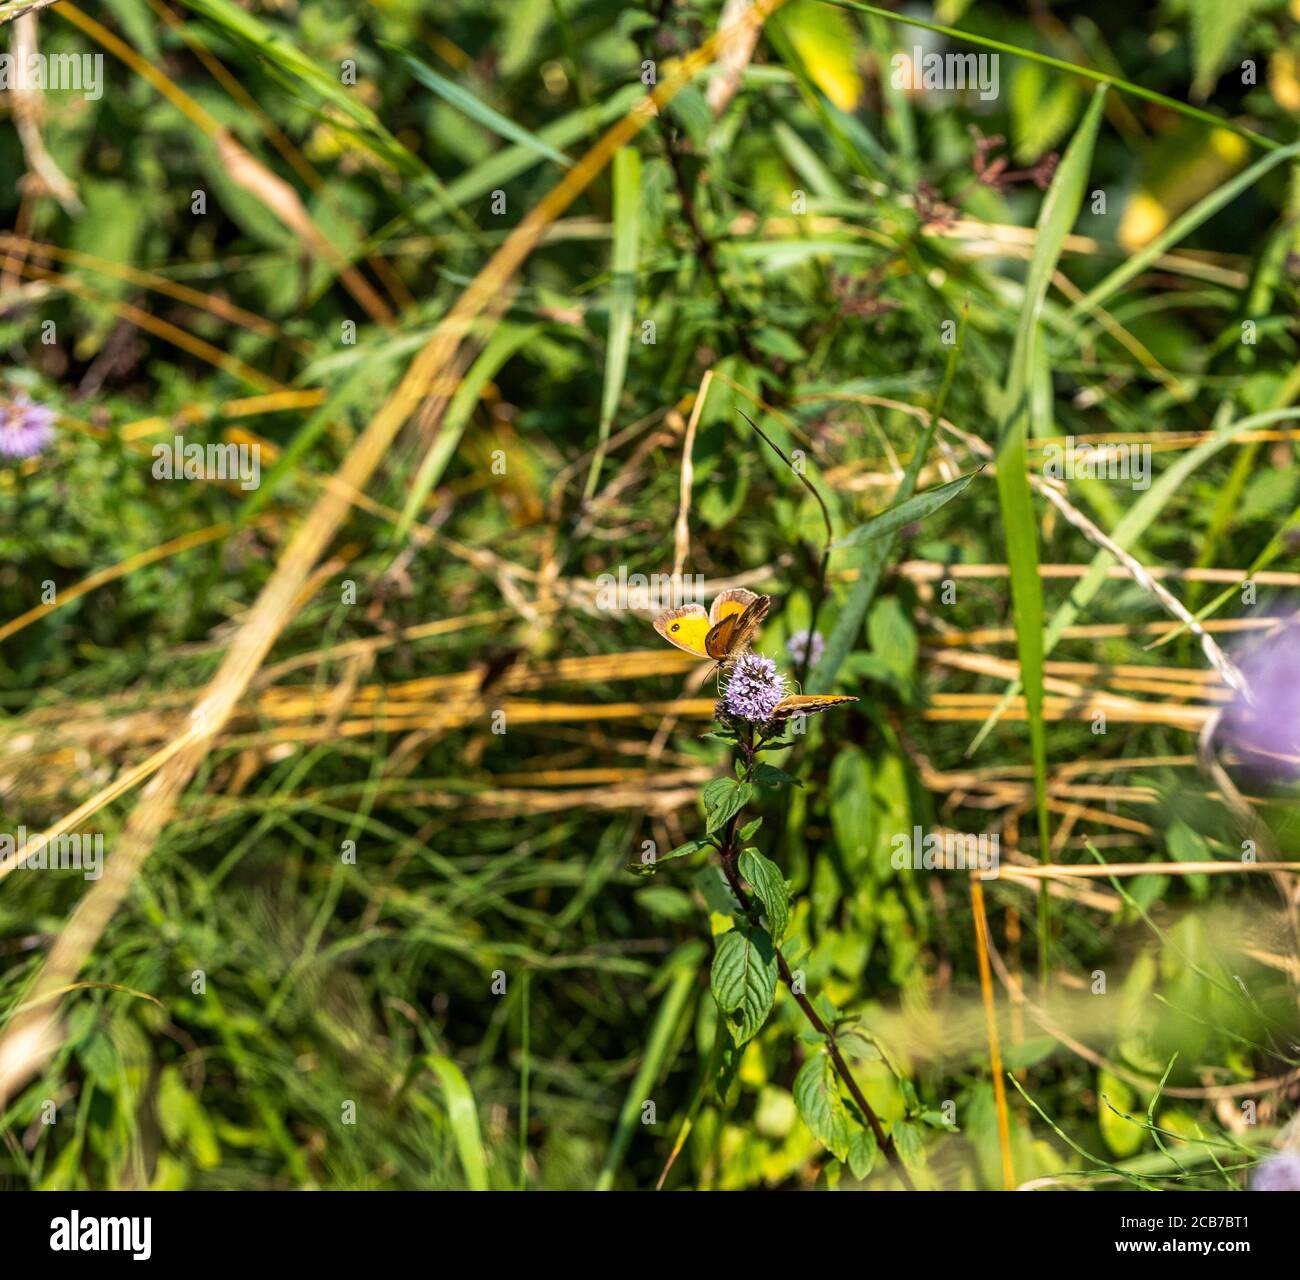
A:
705 594 770 661
708 588 760 626
768 694 858 721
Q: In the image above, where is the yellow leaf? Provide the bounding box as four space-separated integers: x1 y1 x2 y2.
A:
773 0 862 112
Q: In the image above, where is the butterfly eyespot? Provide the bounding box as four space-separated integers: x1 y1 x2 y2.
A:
670 623 679 632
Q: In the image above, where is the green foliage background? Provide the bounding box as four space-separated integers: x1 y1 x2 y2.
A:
1 0 1298 1190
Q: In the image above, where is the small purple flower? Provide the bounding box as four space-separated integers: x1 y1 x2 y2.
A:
1219 623 1300 781
0 393 56 460
1251 1153 1300 1191
786 629 825 669
721 654 788 722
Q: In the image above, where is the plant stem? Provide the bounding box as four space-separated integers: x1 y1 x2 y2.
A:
717 729 917 1189
662 127 761 366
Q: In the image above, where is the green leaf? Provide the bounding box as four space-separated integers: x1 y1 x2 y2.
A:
868 596 917 683
892 1118 925 1166
967 405 1300 752
738 817 764 841
771 0 863 112
439 84 644 211
1010 59 1084 163
649 837 711 870
847 1127 878 1179
739 848 790 944
839 1030 882 1062
832 469 981 549
752 762 797 789
710 926 779 1045
695 866 744 918
829 746 873 874
1070 140 1300 321
1098 1069 1146 1158
793 1049 852 1161
703 777 753 834
1167 819 1211 901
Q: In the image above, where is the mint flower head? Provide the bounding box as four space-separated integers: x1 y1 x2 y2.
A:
1219 623 1300 781
1251 1153 1300 1191
720 654 787 722
786 629 825 669
0 393 56 460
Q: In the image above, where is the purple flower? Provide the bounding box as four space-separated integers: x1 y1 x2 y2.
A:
1219 623 1300 781
0 393 56 460
786 629 825 669
1251 1153 1300 1191
721 654 787 722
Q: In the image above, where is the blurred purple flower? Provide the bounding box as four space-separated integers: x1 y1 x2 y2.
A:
786 629 825 669
721 654 787 722
1218 623 1300 781
1251 1153 1300 1191
0 393 56 460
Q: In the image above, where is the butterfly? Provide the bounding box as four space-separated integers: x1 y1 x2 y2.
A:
653 588 771 663
766 694 858 721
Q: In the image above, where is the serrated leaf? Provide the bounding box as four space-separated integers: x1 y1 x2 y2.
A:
654 838 711 868
1098 1070 1146 1158
710 926 778 1045
794 1050 851 1161
892 1118 925 1166
752 762 797 788
703 777 752 833
738 816 763 841
847 1127 877 1179
838 1030 882 1062
695 865 743 918
738 847 790 943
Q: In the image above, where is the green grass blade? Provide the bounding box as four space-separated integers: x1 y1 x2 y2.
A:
833 468 982 549
585 145 641 499
822 0 1279 152
519 970 531 1191
993 85 1106 986
595 942 703 1191
1068 141 1300 319
389 47 574 170
426 1055 490 1190
396 322 543 544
